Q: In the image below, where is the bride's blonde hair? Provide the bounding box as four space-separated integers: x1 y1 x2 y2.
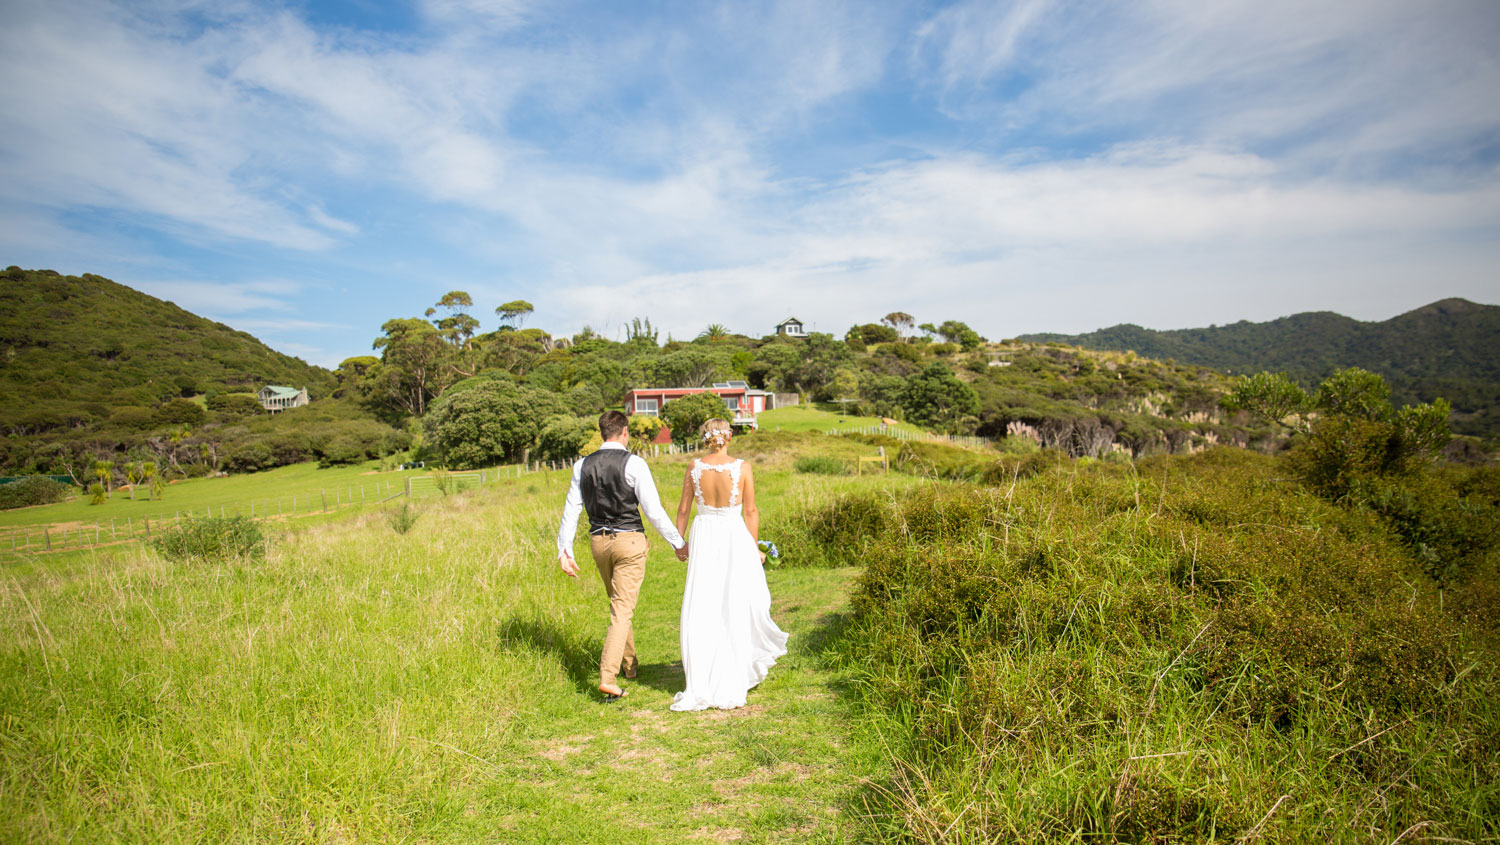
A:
699 418 733 450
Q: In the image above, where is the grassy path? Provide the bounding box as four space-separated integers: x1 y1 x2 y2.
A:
490 563 873 842
0 467 889 842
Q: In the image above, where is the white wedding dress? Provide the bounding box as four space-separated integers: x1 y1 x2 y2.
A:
671 459 789 712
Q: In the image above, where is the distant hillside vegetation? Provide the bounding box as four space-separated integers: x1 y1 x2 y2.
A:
0 266 336 435
1021 298 1500 437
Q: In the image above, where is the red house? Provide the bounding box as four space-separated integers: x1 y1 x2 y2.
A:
624 381 776 441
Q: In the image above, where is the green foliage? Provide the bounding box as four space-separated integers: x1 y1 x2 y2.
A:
0 269 334 445
387 501 419 534
793 455 846 475
495 300 534 329
892 440 990 481
149 516 265 562
807 452 1500 840
537 416 594 464
1221 371 1312 430
936 319 982 350
0 476 71 509
154 397 206 427
659 391 729 446
846 323 899 345
207 393 263 418
1025 297 1500 437
88 481 107 505
901 363 980 432
423 379 569 468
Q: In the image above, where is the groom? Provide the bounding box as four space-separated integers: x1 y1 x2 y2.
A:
556 410 688 700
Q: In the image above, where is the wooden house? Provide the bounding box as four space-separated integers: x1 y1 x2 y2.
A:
258 385 309 413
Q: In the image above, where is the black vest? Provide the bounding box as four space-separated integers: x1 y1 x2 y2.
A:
579 448 644 533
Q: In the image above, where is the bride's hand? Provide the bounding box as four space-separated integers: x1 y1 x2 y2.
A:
758 550 767 563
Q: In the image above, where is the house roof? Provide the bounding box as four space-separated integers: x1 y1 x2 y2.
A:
775 317 802 327
260 386 302 398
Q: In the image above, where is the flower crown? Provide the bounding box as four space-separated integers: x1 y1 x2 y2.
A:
701 428 732 446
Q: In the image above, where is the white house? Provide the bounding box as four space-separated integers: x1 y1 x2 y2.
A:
775 317 807 337
258 385 309 412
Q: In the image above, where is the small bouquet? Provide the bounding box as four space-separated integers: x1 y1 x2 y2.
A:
757 539 781 566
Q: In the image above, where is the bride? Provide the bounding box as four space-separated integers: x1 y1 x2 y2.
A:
669 418 789 711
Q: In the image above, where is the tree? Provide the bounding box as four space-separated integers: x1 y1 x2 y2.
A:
372 318 451 417
1231 368 1452 501
495 300 534 330
423 379 569 468
659 391 729 446
747 343 800 391
537 416 595 463
1221 372 1314 432
124 461 143 501
93 459 114 497
849 323 899 345
786 333 853 397
698 324 731 342
902 363 981 432
427 291 480 350
936 320 983 351
882 312 914 340
651 348 726 388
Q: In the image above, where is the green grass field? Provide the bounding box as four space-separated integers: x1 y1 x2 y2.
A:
0 454 918 841
0 461 437 530
756 404 921 435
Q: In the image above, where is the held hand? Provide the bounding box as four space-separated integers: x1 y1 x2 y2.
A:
559 552 580 578
675 543 689 562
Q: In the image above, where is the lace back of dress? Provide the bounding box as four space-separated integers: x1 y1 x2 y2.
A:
692 459 743 509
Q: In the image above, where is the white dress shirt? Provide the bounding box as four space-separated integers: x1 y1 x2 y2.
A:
556 442 685 557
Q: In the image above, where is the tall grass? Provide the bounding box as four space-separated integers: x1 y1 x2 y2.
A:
0 461 893 841
811 448 1500 841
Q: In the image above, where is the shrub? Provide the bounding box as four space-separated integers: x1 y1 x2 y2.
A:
150 516 264 562
659 391 730 446
388 502 419 534
88 482 107 505
0 476 71 509
894 441 991 481
317 436 367 468
809 452 1500 840
794 455 846 475
537 416 594 464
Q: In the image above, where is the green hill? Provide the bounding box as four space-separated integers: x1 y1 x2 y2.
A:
1021 298 1500 436
0 266 336 435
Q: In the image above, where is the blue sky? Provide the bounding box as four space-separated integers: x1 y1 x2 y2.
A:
2 0 1498 368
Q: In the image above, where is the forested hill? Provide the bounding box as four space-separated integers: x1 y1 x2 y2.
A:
1022 298 1500 436
0 266 336 433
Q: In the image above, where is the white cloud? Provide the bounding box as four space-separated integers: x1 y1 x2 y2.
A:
134 279 301 315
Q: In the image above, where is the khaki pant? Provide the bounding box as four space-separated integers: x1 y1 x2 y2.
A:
589 531 649 687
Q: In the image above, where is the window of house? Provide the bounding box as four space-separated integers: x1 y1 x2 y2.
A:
635 398 658 416
723 396 740 410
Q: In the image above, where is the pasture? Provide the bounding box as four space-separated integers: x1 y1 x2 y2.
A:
0 455 918 841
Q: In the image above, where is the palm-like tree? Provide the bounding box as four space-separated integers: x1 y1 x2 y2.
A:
698 323 731 342
93 459 114 497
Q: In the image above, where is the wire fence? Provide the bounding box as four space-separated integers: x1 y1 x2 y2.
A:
0 443 710 559
822 425 996 450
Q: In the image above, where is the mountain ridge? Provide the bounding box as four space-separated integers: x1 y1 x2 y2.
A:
1020 297 1500 436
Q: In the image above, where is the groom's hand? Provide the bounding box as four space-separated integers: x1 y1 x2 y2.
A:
675 543 689 562
559 552 580 578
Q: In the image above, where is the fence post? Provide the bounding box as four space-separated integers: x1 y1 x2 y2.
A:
111 518 116 539
322 490 328 512
144 517 150 538
127 517 133 538
44 526 51 550
405 478 411 498
95 524 100 544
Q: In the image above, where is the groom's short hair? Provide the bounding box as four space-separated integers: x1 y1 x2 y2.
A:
599 410 629 440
